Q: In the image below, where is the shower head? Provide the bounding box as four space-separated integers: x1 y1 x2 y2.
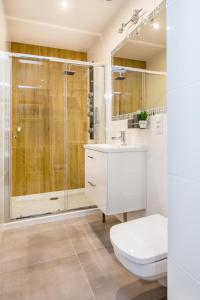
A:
66 70 75 76
112 67 127 80
64 66 76 76
115 73 127 80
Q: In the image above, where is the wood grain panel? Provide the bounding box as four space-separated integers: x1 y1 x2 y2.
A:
11 42 87 61
113 57 146 69
112 57 146 116
12 58 66 196
11 44 88 196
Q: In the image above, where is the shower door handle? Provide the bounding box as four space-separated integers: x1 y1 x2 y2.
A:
88 181 96 187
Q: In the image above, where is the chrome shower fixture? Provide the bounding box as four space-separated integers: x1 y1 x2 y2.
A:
64 65 76 76
114 73 127 81
112 66 126 73
118 8 143 34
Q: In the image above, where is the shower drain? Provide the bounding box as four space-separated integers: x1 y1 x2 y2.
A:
50 197 59 201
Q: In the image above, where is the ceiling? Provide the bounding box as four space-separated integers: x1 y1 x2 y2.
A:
114 9 166 61
4 0 124 52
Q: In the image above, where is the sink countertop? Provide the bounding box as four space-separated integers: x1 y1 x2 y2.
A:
84 144 147 153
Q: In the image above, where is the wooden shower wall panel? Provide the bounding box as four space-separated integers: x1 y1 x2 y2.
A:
112 57 146 116
113 72 143 115
113 57 146 69
12 59 66 196
11 44 88 196
11 42 87 61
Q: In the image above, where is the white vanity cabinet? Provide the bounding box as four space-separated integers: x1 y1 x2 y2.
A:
84 144 147 215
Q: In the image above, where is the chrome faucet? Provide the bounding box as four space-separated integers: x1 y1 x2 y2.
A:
112 131 127 145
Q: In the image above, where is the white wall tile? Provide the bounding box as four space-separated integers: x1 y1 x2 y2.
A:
169 175 200 280
111 120 149 146
147 114 168 216
168 0 200 297
168 258 200 300
168 0 200 91
168 83 200 182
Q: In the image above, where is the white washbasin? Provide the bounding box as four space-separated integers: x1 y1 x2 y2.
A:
84 143 147 153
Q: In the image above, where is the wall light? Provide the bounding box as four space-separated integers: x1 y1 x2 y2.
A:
61 1 69 9
152 22 160 29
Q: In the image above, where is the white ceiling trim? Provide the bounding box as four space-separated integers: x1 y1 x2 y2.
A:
6 16 102 37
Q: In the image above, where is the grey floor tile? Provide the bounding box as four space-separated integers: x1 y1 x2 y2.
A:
0 213 167 300
78 247 167 300
0 256 95 300
0 237 75 274
1 227 30 249
66 214 120 254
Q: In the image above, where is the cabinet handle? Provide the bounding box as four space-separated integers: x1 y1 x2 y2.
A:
88 155 94 159
88 181 96 187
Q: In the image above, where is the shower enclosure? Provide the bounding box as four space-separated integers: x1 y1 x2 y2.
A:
10 54 105 219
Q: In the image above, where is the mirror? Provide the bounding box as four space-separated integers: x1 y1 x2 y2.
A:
112 2 167 119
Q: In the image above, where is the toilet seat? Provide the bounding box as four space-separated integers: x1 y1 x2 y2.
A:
110 214 168 281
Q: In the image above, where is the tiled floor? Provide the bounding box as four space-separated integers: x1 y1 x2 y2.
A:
0 213 167 300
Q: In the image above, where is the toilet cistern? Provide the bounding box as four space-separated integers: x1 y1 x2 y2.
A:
112 130 127 145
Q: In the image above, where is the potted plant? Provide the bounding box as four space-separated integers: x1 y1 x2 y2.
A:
137 111 148 129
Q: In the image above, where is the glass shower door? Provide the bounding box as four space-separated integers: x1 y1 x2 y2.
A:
64 63 105 211
11 57 105 219
64 64 92 210
11 57 66 218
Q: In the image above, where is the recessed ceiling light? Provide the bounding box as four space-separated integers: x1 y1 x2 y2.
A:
61 1 68 9
152 22 160 29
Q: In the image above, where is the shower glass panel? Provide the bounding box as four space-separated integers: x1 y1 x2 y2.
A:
10 57 104 220
11 57 66 218
64 64 92 210
112 70 144 116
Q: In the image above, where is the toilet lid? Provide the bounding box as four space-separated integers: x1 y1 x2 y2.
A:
110 214 167 265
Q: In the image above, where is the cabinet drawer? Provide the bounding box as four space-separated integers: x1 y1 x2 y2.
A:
85 149 98 182
85 179 97 205
85 149 107 212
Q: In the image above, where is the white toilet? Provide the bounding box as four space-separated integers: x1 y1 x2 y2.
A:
110 214 167 284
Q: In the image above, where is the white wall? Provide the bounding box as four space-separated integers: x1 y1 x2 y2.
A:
0 0 9 223
168 0 200 298
0 0 7 51
147 113 167 216
111 113 168 217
